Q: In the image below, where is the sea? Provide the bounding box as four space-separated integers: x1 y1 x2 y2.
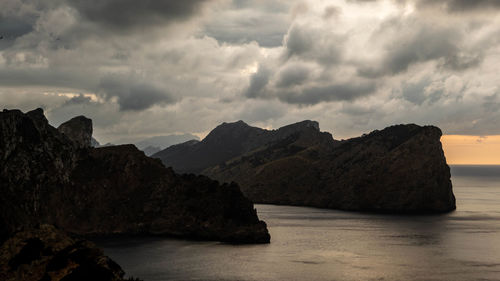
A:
96 165 500 281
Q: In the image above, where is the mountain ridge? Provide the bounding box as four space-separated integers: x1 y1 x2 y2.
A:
154 120 456 213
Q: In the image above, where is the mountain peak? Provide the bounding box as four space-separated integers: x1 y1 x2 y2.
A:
57 115 93 148
218 120 250 128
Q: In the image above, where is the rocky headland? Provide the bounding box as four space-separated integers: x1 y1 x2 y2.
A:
0 108 269 244
154 120 456 213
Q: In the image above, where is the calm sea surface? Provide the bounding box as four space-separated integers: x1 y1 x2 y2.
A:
97 165 500 281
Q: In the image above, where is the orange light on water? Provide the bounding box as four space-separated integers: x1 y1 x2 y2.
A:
441 135 500 165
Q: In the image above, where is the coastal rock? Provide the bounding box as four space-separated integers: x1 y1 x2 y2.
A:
0 109 269 244
156 120 456 213
0 225 126 281
57 116 93 148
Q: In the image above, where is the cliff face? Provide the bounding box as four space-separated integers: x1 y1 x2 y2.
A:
0 109 79 242
157 120 455 213
0 225 126 281
0 109 269 244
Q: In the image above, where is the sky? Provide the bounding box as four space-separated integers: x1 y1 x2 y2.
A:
1 0 500 163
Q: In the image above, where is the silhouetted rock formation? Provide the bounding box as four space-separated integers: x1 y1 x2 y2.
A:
155 120 455 213
0 109 269 244
0 225 128 281
57 115 93 148
153 120 332 174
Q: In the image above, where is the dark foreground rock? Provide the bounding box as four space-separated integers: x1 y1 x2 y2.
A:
0 109 269 244
155 121 456 213
0 225 130 281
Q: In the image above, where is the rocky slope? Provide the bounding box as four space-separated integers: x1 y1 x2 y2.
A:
156 120 456 213
0 109 269 244
0 225 130 281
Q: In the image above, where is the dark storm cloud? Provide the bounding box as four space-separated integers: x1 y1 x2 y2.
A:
441 53 484 71
67 0 212 30
244 67 271 98
401 79 429 105
284 24 342 65
279 82 376 105
357 25 478 78
418 0 500 12
349 0 500 13
276 65 310 88
0 15 34 48
285 25 312 57
98 76 175 111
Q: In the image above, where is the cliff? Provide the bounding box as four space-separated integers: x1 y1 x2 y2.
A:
156 120 456 213
0 109 269 244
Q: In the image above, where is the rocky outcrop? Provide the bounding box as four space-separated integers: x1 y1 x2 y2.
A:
0 109 269 244
57 116 93 148
156 120 456 213
0 225 129 281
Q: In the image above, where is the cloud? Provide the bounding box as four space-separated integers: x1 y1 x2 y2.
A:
357 20 479 77
244 66 271 98
323 6 341 20
279 81 377 105
0 15 34 48
0 68 97 90
66 0 213 31
98 75 175 111
441 53 484 71
283 24 343 66
417 0 500 12
3 0 500 141
276 63 310 88
203 1 290 47
63 93 92 105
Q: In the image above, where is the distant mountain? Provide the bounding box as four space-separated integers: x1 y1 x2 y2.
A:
152 120 331 174
154 120 456 213
91 137 100 147
141 145 162 156
135 134 199 150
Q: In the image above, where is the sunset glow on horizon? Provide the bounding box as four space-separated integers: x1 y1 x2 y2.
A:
442 135 500 165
